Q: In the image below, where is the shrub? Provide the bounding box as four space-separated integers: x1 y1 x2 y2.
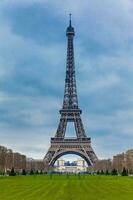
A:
97 170 100 175
9 168 16 176
100 170 104 175
22 169 27 175
105 169 110 175
29 169 34 175
35 170 39 175
111 168 118 176
121 167 128 176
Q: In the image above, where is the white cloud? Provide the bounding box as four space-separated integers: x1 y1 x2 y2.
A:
85 109 133 137
0 126 56 158
79 74 121 94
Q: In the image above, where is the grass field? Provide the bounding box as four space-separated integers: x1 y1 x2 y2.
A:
0 174 133 200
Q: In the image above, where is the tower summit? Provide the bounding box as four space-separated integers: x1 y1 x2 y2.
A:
43 16 98 170
62 13 78 111
66 14 75 36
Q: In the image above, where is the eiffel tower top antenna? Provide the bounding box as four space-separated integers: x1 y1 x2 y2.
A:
69 13 72 26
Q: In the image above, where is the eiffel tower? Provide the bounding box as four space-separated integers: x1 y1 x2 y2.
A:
43 15 98 169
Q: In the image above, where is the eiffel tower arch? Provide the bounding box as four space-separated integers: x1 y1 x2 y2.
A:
43 15 98 170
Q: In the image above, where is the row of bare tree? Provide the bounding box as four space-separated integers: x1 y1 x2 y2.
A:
0 146 26 173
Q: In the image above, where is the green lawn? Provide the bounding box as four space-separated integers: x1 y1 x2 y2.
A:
0 175 133 200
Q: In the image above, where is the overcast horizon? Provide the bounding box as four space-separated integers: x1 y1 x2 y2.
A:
0 0 133 160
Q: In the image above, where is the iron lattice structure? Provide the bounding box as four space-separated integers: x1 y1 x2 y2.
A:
44 16 98 169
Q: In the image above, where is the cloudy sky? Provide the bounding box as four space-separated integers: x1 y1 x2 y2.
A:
0 0 133 160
